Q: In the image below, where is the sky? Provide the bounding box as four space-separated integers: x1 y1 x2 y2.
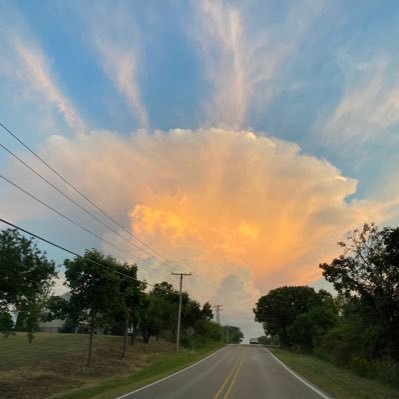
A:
1 0 399 339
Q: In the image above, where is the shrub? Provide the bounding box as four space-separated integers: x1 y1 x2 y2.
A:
350 356 376 378
374 357 399 388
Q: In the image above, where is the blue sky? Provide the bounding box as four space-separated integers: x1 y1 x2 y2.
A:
1 0 399 337
2 0 399 191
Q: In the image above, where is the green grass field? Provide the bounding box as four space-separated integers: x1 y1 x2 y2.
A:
53 343 224 399
269 347 399 399
0 333 118 371
0 332 223 399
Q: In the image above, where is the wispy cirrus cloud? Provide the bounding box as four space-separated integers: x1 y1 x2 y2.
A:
322 58 399 145
79 3 149 129
12 39 86 133
0 4 85 134
194 0 326 129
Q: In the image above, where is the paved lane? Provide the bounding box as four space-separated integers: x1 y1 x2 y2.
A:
118 345 330 399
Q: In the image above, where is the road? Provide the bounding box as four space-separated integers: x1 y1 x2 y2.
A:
118 344 330 399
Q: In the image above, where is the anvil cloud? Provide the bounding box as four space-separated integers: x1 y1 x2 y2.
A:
3 128 388 327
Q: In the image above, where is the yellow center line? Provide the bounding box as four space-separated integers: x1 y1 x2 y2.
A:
212 351 243 399
222 354 244 399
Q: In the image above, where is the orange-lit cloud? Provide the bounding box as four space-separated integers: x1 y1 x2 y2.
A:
3 128 396 336
33 128 392 289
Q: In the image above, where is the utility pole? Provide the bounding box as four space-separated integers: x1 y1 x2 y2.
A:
172 272 191 352
213 304 222 324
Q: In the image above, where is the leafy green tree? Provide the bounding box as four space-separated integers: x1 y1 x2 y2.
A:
43 295 79 333
0 312 14 337
138 282 179 342
224 325 244 343
113 262 145 357
63 249 121 366
201 302 213 320
257 335 280 346
287 305 337 350
0 229 57 341
254 286 321 345
320 224 399 360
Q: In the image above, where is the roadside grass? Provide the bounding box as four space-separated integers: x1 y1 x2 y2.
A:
269 347 399 399
0 332 223 399
52 343 224 399
0 333 116 371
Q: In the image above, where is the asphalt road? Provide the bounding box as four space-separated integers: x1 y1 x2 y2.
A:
118 344 331 399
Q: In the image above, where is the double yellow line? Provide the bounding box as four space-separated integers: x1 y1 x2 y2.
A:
212 351 244 399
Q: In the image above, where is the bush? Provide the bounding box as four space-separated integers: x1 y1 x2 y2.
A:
350 356 376 378
374 357 399 388
318 323 354 365
0 312 14 337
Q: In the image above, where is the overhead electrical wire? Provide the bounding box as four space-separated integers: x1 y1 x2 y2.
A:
0 217 179 296
0 121 188 273
187 278 208 303
0 141 186 274
0 173 178 278
0 121 209 298
190 275 209 302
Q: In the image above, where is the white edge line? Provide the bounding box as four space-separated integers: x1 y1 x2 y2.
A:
115 346 228 399
263 347 332 399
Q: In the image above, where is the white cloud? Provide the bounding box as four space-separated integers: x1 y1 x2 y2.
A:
322 58 399 144
81 3 149 129
6 128 393 285
194 0 326 128
12 39 85 133
0 6 85 134
3 126 396 338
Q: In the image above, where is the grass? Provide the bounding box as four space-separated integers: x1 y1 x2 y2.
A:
0 333 115 371
0 332 223 399
269 347 399 399
52 342 223 399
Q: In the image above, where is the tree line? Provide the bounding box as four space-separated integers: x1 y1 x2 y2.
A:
0 228 243 366
254 223 399 388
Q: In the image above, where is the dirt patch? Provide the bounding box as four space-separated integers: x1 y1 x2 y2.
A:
0 337 175 399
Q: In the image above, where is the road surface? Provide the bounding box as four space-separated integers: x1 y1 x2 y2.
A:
118 344 330 399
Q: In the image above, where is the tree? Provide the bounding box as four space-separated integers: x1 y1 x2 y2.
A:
113 262 145 357
63 250 121 366
253 286 322 345
287 305 337 350
320 224 399 360
137 282 179 343
224 325 244 343
0 229 57 341
201 302 213 320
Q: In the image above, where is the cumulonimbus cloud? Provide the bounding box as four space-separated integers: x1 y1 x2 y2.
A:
19 128 391 290
2 127 396 336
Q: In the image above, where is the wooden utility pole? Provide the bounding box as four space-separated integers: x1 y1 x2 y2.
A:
172 272 192 351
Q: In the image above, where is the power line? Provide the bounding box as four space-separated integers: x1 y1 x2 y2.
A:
0 173 179 276
0 121 187 272
191 275 209 302
0 141 186 273
213 304 223 324
0 121 208 297
0 217 179 295
187 278 208 304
